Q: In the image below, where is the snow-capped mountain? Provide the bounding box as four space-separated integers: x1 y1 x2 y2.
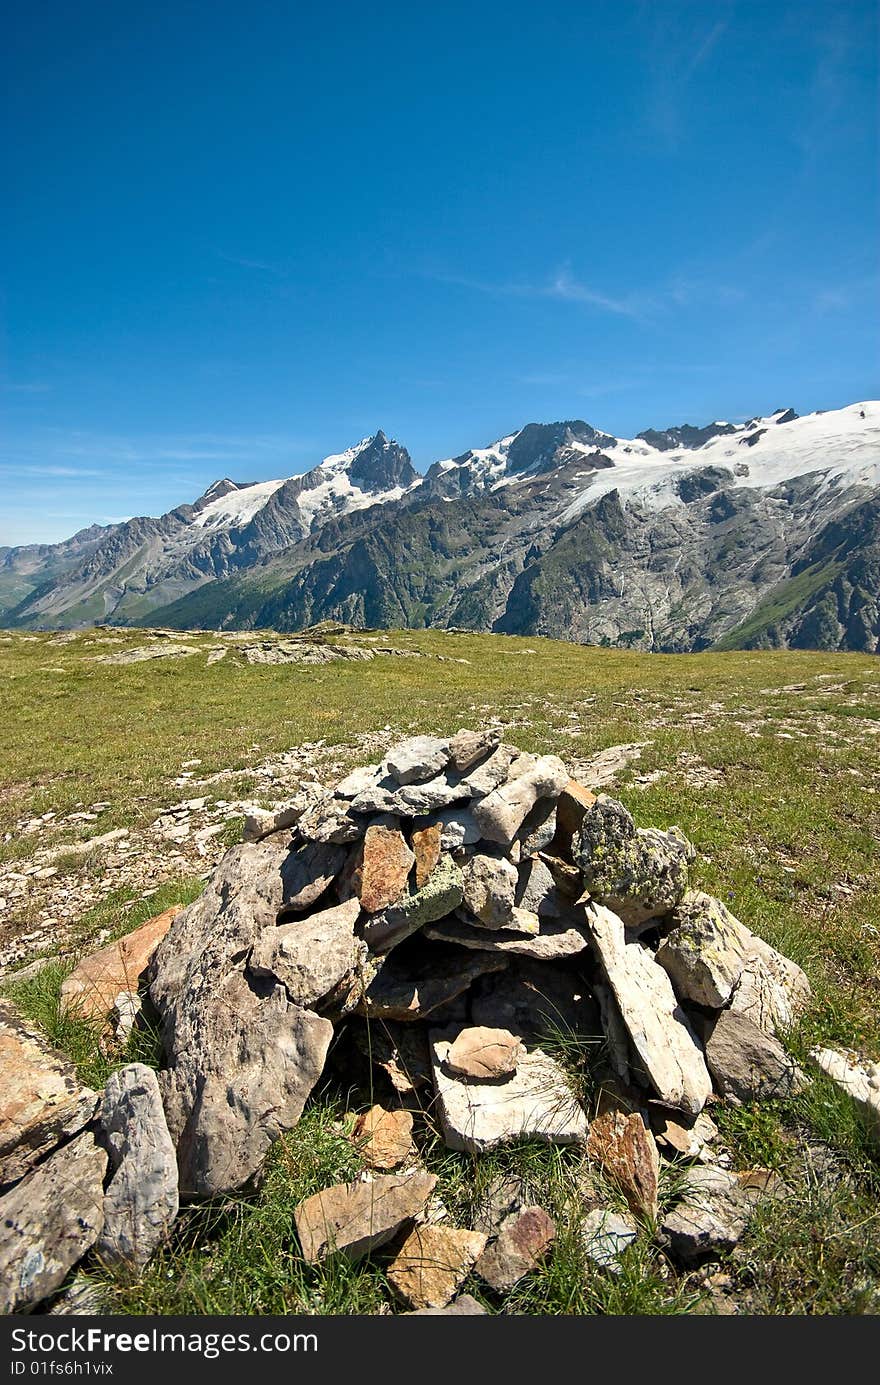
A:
3 402 879 651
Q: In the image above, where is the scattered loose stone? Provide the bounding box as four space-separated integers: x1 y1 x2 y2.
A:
586 904 712 1115
0 1131 107 1313
60 905 181 1022
356 824 416 913
250 897 365 1010
388 1225 487 1309
352 1105 414 1170
445 1026 524 1080
475 1205 555 1290
580 1207 638 1272
97 1064 178 1268
294 1171 437 1263
702 1009 804 1103
656 892 748 1009
431 1030 588 1154
0 998 98 1187
461 853 518 928
810 1047 880 1147
660 1165 755 1263
586 1109 660 1218
411 822 442 888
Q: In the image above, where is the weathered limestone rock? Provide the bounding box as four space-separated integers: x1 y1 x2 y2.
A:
97 1064 178 1268
294 1171 437 1263
354 944 506 1021
150 841 334 1195
250 897 364 1010
431 1030 588 1154
475 1205 555 1290
586 904 712 1115
656 892 748 1009
554 780 598 852
515 857 565 917
446 1026 524 1080
411 822 442 888
356 825 416 913
160 972 332 1197
277 840 347 915
460 743 518 796
702 1009 803 1103
729 932 812 1036
350 772 470 818
580 1207 638 1272
352 1106 414 1170
425 915 591 961
461 853 518 928
0 999 98 1188
651 1109 719 1162
810 1048 880 1147
448 728 501 773
586 1109 660 1219
361 855 464 952
472 754 569 847
60 905 181 1022
660 1165 754 1263
388 1225 486 1309
575 797 693 927
517 800 558 857
335 764 383 799
0 1131 107 1313
386 736 451 785
433 807 482 850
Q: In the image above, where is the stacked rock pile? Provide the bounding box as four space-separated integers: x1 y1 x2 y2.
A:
2 728 871 1314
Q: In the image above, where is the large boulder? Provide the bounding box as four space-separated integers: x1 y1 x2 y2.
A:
0 999 98 1189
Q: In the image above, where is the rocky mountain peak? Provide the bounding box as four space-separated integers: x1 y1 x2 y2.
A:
347 432 418 493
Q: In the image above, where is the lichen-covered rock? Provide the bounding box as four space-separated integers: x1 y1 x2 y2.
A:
97 1064 178 1268
656 892 748 1009
728 932 812 1036
580 1207 638 1272
361 854 464 952
575 796 693 927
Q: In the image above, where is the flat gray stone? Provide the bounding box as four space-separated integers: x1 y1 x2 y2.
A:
425 915 591 960
431 1028 588 1154
97 1064 178 1268
386 736 452 785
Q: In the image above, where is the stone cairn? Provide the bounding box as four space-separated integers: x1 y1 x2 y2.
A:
4 727 869 1314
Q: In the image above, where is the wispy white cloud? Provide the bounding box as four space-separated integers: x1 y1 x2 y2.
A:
425 265 647 320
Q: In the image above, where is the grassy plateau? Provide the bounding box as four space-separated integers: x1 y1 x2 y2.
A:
1 624 879 1315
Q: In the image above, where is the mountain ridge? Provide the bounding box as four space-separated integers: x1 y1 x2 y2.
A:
2 401 879 652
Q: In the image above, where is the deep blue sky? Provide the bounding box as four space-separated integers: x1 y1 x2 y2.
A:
2 0 878 544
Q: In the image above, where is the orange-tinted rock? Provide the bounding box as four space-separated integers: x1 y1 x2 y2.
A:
446 1026 524 1080
388 1225 487 1309
411 823 442 889
586 1109 660 1219
357 825 415 913
353 1105 414 1170
554 780 598 855
59 905 182 1023
294 1171 436 1263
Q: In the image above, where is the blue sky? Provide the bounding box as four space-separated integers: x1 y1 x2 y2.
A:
2 0 878 544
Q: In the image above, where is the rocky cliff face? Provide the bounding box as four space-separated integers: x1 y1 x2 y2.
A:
3 403 878 652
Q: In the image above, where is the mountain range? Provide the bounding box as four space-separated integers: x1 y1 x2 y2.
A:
2 401 879 652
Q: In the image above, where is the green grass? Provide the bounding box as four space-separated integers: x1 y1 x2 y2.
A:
2 625 880 1315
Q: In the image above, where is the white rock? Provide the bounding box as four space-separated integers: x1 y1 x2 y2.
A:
385 736 451 785
586 903 712 1115
472 755 569 847
810 1047 880 1147
98 1064 179 1268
